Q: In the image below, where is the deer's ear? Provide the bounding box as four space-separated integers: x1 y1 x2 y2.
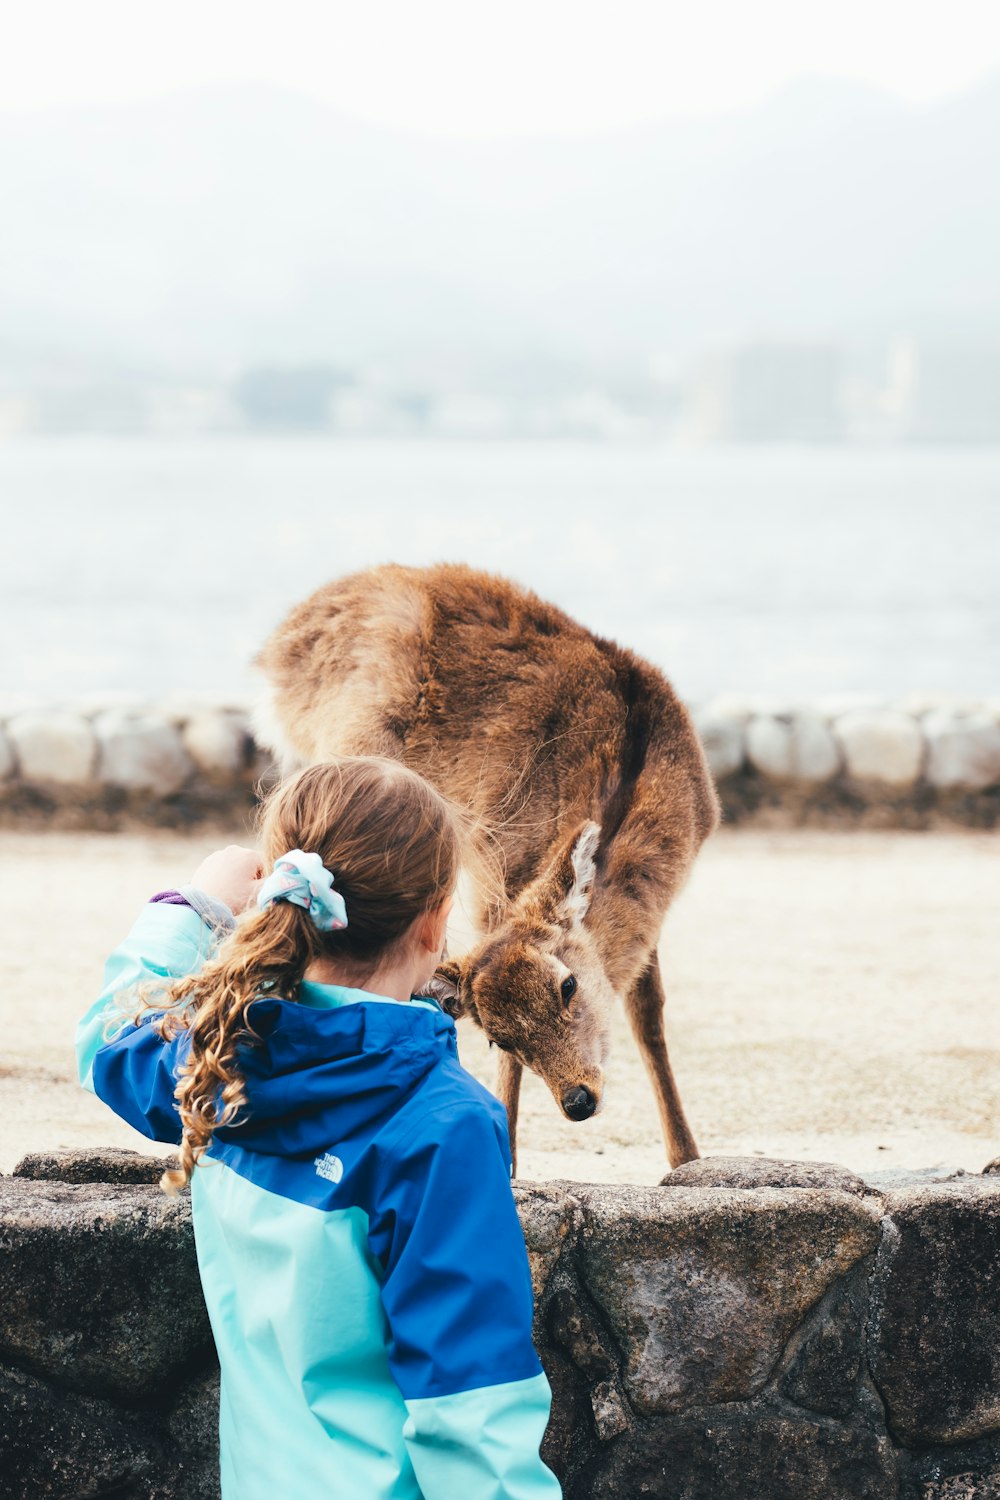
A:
551 820 601 926
422 958 469 1018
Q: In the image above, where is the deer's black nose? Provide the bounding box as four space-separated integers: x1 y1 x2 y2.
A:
562 1085 596 1121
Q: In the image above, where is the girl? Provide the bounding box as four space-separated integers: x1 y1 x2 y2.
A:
76 756 562 1500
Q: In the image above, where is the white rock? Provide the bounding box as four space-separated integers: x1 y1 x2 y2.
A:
746 714 841 785
691 711 744 779
7 711 97 784
744 717 790 780
182 711 251 776
0 724 14 781
923 710 1000 791
834 710 925 788
95 711 194 793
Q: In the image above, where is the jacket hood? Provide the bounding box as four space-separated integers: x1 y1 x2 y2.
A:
213 990 458 1159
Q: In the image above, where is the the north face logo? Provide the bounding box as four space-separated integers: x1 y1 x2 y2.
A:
314 1152 344 1184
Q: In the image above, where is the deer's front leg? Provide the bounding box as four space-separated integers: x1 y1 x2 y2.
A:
624 951 699 1173
495 1049 524 1177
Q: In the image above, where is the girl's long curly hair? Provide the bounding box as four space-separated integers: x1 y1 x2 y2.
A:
132 756 465 1196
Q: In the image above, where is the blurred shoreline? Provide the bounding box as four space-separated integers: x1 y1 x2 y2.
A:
3 691 1000 832
3 437 998 703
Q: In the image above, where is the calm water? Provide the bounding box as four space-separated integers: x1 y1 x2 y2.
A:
2 437 998 704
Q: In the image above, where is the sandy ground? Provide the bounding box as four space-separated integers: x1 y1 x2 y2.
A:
1 827 997 1184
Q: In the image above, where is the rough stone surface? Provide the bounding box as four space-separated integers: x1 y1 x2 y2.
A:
547 1286 617 1382
0 1362 165 1499
589 1377 630 1442
781 1264 870 1418
181 710 253 777
4 1159 1000 1497
583 1405 899 1500
6 710 96 784
862 1165 973 1193
514 1182 577 1302
0 1177 213 1402
574 1182 880 1417
0 1357 221 1500
901 1443 1000 1499
165 1368 223 1499
835 709 925 787
924 710 1000 791
13 1146 178 1185
94 709 195 793
746 713 842 784
871 1180 1000 1445
661 1154 869 1197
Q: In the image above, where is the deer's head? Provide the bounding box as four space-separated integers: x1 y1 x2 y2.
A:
425 821 614 1122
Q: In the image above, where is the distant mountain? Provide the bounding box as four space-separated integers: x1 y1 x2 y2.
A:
1 72 999 377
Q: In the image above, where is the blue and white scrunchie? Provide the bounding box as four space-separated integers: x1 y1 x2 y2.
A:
256 849 348 932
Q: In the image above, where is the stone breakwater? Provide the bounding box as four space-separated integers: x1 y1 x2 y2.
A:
1 694 999 829
0 697 266 829
2 1150 999 1499
692 694 1000 828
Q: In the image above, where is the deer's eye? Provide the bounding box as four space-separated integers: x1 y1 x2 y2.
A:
560 974 577 1005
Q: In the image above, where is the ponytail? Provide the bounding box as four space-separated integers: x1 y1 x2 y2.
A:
145 899 323 1194
133 756 466 1195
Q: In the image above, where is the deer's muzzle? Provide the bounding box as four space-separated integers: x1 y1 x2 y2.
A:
561 1084 597 1121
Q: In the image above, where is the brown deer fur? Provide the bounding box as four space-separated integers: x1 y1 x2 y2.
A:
252 562 719 1173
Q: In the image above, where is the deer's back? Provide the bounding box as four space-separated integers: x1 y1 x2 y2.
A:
255 562 717 889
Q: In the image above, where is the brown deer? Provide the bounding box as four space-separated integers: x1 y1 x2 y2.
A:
252 562 719 1174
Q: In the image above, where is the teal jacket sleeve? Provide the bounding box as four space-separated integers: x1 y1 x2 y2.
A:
402 1373 561 1500
76 903 217 1142
373 1102 563 1499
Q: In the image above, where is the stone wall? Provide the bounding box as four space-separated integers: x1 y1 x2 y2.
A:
0 698 264 829
2 1149 999 1499
692 695 1000 829
2 695 1000 829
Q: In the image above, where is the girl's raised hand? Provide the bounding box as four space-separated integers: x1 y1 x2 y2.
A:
190 845 264 915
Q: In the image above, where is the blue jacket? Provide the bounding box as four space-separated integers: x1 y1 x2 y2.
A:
76 901 562 1500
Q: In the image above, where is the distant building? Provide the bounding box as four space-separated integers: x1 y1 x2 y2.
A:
28 380 147 434
884 337 1000 442
684 341 843 442
232 365 353 430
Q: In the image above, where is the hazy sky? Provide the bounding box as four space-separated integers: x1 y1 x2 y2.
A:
5 0 1000 134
